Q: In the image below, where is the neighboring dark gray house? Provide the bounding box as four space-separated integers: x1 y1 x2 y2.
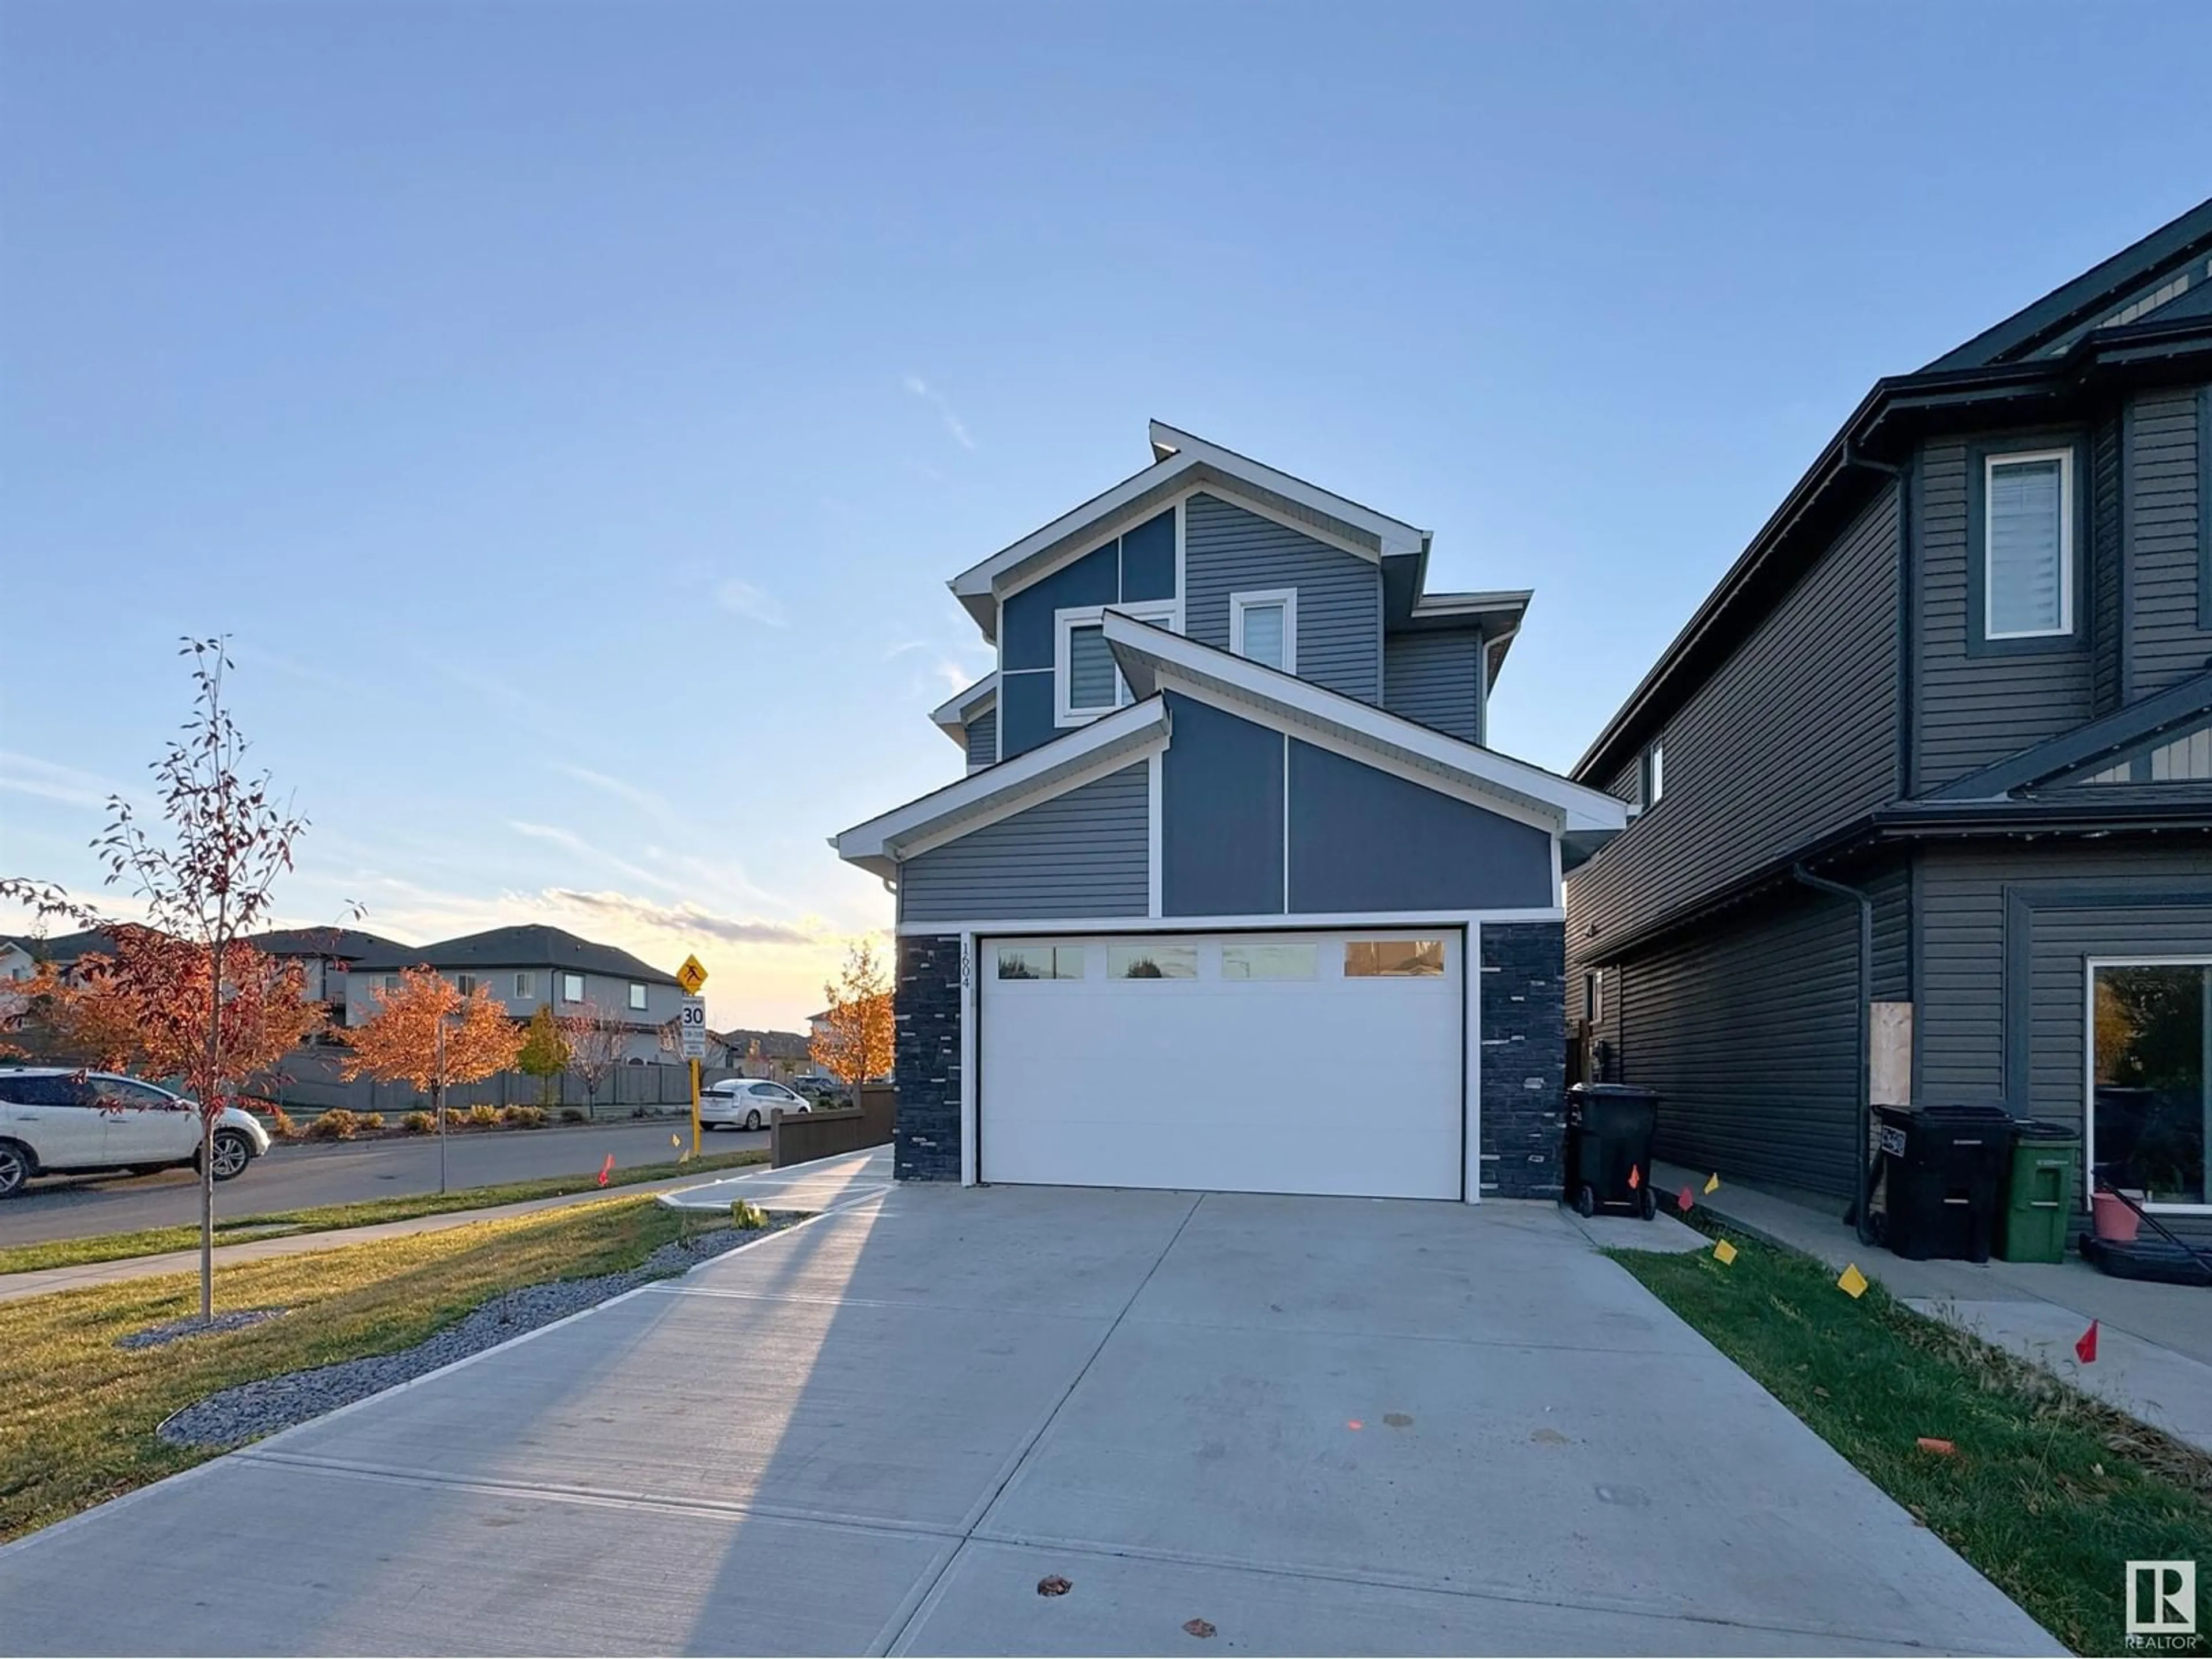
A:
1567 199 2212 1239
838 422 1624 1200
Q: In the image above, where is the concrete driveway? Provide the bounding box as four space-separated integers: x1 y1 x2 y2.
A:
0 1175 2055 1656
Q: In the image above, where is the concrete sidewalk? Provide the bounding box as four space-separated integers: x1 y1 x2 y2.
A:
0 1175 2055 1656
0 1155 798 1305
1658 1159 2212 1453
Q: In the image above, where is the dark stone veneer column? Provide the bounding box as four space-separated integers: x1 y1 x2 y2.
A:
893 934 963 1181
1480 921 1566 1199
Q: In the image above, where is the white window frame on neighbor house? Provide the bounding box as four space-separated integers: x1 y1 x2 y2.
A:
1054 602 1176 727
456 974 477 997
561 972 584 1003
628 982 648 1012
1983 448 2075 641
2084 955 2212 1215
1229 587 1298 673
514 972 534 999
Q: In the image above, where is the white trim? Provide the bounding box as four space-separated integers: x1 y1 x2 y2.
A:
1982 448 2077 641
1102 610 1627 835
835 696 1170 875
1410 588 1532 621
1465 920 1483 1204
1146 423 1427 555
2084 955 2212 1216
899 906 1563 937
1146 752 1163 918
1055 602 1177 728
1229 586 1299 674
960 930 978 1185
928 671 999 733
1281 732 1291 914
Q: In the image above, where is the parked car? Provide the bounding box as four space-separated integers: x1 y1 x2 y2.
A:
790 1074 850 1107
0 1068 271 1198
699 1078 811 1132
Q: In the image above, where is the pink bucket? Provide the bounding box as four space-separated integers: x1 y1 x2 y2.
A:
2091 1190 2141 1244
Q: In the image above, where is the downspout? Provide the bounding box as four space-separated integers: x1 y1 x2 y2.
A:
1792 864 1877 1247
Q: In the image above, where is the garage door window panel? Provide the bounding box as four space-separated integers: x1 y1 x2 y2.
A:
998 945 1085 980
1345 938 1448 978
1109 943 1199 980
1221 942 1319 981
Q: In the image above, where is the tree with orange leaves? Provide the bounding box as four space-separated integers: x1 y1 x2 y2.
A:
810 939 895 1089
339 967 523 1191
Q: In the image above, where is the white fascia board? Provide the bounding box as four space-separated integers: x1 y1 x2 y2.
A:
1146 422 1429 556
928 671 999 739
1102 611 1626 836
835 695 1171 878
1410 589 1533 620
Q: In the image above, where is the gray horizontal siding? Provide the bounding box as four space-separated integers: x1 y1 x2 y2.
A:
2128 385 2207 697
1184 492 1380 703
899 763 1149 922
2092 414 2123 715
965 709 998 771
1870 858 1912 1002
1915 438 2094 789
1382 630 1482 743
1567 482 1900 949
1614 887 1861 1199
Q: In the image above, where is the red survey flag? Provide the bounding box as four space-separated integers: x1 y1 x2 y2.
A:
2075 1320 2099 1363
1677 1185 1695 1212
597 1153 615 1187
1627 1164 1641 1190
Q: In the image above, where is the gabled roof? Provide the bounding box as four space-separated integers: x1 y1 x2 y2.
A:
0 929 114 967
350 925 679 984
248 927 408 961
1928 669 2212 801
928 672 999 748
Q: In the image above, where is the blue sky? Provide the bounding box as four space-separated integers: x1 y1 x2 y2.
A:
4 1 2209 1027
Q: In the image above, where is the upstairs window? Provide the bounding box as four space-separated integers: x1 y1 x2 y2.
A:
1984 450 2074 640
1635 739 1666 814
456 974 477 997
1055 604 1173 726
628 982 648 1012
514 972 534 998
1229 589 1297 673
561 972 584 1003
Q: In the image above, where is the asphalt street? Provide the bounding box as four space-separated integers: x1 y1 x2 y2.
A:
0 1119 768 1245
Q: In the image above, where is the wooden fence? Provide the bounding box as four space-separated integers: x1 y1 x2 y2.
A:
770 1084 895 1168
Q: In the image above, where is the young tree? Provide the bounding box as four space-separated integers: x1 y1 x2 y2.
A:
1 638 323 1323
811 939 895 1090
516 1003 569 1107
560 999 628 1116
339 968 523 1191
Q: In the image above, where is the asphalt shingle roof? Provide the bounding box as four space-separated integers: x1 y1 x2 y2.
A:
349 924 679 985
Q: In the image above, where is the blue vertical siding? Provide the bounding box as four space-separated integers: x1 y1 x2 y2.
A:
1161 694 1282 916
1184 493 1381 703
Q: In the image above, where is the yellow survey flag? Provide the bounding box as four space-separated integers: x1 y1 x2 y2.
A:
1704 1172 1721 1194
1713 1239 1738 1266
1837 1263 1870 1299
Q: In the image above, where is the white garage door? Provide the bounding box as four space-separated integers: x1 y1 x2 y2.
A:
979 928 1464 1199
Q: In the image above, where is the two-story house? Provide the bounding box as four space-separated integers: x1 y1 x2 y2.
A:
247 927 407 1028
1567 199 2212 1241
346 924 683 1061
836 422 1625 1200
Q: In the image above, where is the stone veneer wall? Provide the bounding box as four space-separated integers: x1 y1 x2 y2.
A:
893 934 963 1181
1480 921 1566 1199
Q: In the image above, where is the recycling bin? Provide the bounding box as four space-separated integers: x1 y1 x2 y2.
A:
1998 1120 2081 1264
1873 1103 2012 1263
1565 1083 1661 1219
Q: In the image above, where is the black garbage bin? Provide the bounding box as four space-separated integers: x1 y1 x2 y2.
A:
1873 1103 2012 1263
1565 1083 1661 1219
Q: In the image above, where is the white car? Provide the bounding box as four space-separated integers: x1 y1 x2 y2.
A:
699 1078 810 1132
0 1068 271 1198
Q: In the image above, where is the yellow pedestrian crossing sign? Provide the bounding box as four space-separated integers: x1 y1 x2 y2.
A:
676 955 709 995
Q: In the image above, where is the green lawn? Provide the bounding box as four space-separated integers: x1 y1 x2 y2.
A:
1613 1224 2212 1656
0 1198 704 1543
0 1148 768 1276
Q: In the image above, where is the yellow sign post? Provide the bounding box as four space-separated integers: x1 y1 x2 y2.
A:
677 956 710 1158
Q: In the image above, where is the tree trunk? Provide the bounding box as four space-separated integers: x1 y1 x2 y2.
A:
199 1112 214 1324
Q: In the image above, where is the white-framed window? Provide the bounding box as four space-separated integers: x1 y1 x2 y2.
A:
514 972 534 998
1229 588 1297 673
628 982 648 1012
1631 739 1665 816
1584 969 1604 1025
382 975 400 993
561 972 584 1003
2088 957 2209 1213
1054 603 1176 726
456 974 477 996
1984 449 2075 639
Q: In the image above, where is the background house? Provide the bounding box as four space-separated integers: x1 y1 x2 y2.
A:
1566 198 2212 1238
247 926 407 1028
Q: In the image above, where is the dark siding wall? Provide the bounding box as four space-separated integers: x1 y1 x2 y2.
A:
1185 493 1381 703
1915 438 2095 789
998 672 1055 760
1613 887 1861 1198
2092 414 2124 716
899 763 1149 922
1162 695 1282 916
2128 384 2209 696
965 709 998 771
1566 483 1901 950
1916 839 2212 1123
1382 630 1483 743
1869 858 1913 1002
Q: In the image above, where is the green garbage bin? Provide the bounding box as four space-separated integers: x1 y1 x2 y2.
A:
1998 1120 2080 1264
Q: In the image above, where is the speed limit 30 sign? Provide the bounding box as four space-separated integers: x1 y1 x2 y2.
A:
679 995 707 1059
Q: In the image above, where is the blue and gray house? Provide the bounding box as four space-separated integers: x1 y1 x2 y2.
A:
836 423 1624 1200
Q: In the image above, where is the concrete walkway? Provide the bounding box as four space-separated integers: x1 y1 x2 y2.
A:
0 1156 791 1305
0 1175 2054 1656
1658 1159 2212 1454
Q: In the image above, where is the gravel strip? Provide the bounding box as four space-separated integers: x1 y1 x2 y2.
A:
119 1307 291 1350
157 1212 806 1449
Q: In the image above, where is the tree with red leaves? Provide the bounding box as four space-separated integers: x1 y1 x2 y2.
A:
1 638 332 1323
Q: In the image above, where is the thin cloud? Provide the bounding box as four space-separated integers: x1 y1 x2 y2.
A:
0 751 119 810
903 376 976 450
715 578 789 628
550 763 673 816
544 888 815 946
506 821 681 895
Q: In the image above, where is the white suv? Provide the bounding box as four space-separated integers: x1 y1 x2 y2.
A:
0 1069 271 1198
